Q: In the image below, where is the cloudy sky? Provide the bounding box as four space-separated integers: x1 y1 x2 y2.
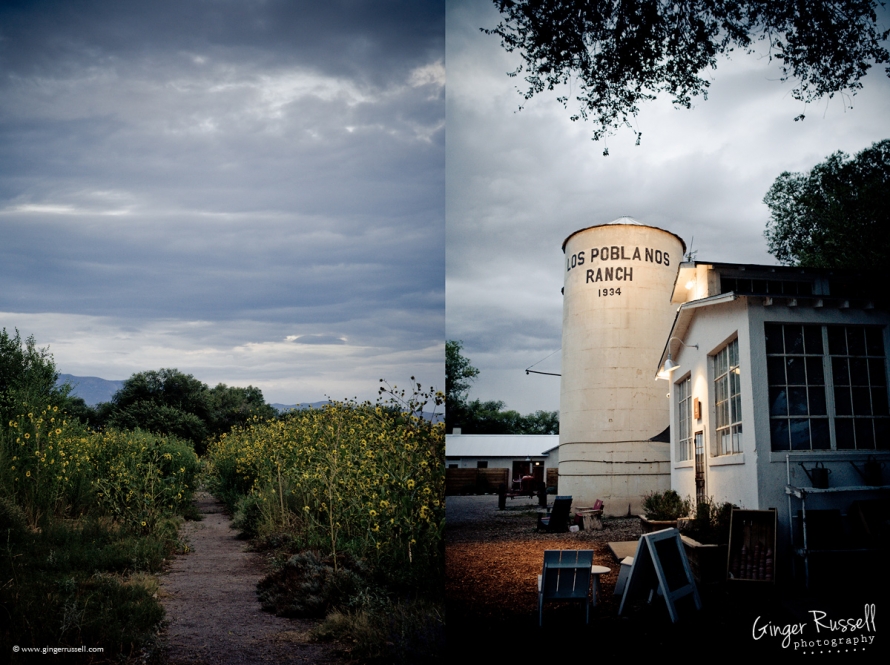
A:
0 1 444 405
446 0 890 414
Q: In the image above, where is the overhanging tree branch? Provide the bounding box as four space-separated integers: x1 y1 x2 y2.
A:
484 0 890 143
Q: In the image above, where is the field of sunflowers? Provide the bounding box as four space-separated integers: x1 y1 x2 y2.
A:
1 400 200 659
204 383 445 662
207 392 444 588
1 372 444 663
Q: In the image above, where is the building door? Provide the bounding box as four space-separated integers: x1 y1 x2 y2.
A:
512 460 530 481
694 431 706 505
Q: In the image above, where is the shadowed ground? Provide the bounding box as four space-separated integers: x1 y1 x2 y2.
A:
160 492 347 665
446 495 888 660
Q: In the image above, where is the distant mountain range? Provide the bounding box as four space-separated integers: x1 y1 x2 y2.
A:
57 374 125 406
56 375 442 421
271 402 331 413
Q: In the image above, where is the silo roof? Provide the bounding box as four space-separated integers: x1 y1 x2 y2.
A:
605 215 642 225
562 218 687 253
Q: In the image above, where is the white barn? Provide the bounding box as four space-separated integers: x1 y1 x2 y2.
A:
445 432 559 488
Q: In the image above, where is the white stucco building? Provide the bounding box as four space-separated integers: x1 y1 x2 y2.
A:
659 260 890 560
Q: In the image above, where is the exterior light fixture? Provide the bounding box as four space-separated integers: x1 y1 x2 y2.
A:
685 279 696 290
657 337 699 380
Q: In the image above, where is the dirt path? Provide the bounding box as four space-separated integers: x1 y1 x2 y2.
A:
159 492 347 665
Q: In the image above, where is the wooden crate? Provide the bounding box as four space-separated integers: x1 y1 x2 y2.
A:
727 509 777 584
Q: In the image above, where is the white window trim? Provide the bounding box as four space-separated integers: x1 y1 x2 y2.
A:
676 373 693 462
713 337 742 456
710 453 745 466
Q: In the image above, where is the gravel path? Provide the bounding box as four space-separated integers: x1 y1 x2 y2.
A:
159 492 346 665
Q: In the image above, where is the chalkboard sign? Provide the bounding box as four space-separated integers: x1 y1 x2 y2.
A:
618 528 701 623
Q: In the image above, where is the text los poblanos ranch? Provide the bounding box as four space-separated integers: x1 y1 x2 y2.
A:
566 245 672 285
752 604 877 650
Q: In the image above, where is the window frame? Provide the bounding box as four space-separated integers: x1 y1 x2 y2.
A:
676 374 693 461
713 337 742 456
766 323 889 452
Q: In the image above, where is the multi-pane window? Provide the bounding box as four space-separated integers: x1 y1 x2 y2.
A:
677 376 693 461
766 324 829 450
766 324 889 451
714 339 742 455
829 326 889 449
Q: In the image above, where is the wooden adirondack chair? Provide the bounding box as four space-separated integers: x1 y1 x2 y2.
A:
537 495 572 532
537 549 594 626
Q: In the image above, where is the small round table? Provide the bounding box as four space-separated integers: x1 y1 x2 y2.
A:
590 565 611 606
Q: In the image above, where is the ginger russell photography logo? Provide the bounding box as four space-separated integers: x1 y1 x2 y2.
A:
752 604 877 654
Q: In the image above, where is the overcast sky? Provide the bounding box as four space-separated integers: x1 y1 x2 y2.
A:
446 0 890 414
0 0 444 405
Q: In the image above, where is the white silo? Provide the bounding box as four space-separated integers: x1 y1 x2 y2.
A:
560 218 685 515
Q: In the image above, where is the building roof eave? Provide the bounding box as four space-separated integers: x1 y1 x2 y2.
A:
656 292 739 374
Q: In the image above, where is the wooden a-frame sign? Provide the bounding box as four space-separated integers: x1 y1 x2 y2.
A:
618 528 701 623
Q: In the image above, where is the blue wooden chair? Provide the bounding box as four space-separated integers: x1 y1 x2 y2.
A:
537 549 594 626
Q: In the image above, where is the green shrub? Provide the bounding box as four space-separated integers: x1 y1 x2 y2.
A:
642 490 690 520
232 493 267 539
0 518 171 659
0 495 27 535
313 598 445 664
683 498 736 544
257 550 371 618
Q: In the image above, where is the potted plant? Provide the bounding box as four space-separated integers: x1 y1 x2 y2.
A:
639 490 691 533
679 498 736 587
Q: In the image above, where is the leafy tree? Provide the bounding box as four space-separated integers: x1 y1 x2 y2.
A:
763 139 890 268
207 383 276 435
484 0 890 143
106 401 210 450
0 328 68 423
101 369 211 450
446 340 479 417
100 369 276 454
110 368 211 420
458 400 560 434
445 340 558 434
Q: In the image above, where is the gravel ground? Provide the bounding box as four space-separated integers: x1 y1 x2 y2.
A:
446 494 642 543
445 494 642 624
446 494 540 525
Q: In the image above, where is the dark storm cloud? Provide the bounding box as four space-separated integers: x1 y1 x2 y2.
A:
0 0 441 86
0 0 444 403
